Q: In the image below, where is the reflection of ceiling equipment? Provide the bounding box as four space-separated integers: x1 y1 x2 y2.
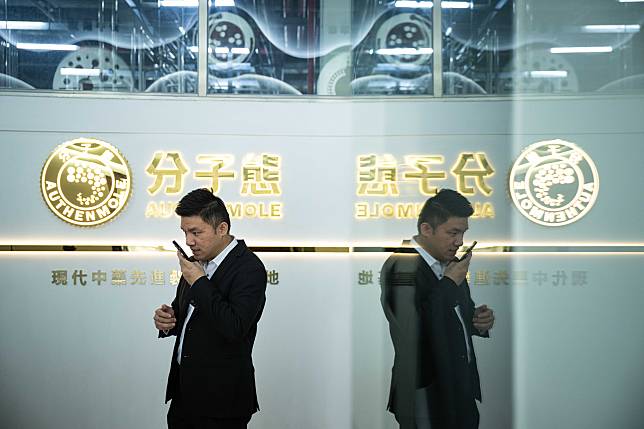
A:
316 46 352 95
0 74 34 89
146 71 301 95
499 46 578 94
350 72 485 95
597 74 644 92
351 74 432 95
52 47 133 91
145 71 198 93
0 12 197 51
210 74 301 95
375 13 432 65
199 11 255 65
446 4 515 51
443 72 486 95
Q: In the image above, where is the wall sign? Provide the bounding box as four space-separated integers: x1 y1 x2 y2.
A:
40 138 132 227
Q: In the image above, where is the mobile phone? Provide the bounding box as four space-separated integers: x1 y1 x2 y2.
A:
172 240 190 259
458 241 478 261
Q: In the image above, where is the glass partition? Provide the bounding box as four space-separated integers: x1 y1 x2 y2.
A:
0 0 199 93
442 0 644 95
350 1 434 96
513 0 644 95
442 0 514 95
1 0 644 95
204 1 433 95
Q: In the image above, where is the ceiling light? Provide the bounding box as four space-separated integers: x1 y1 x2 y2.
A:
60 68 101 77
395 1 434 7
158 0 198 7
394 1 472 8
16 43 79 51
582 24 640 33
0 21 49 30
442 1 472 8
376 47 434 55
188 46 213 53
526 71 568 78
550 46 613 53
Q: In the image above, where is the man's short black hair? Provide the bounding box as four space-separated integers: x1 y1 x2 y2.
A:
417 189 474 232
175 188 231 233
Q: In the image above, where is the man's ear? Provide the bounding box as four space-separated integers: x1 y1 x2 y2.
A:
217 221 229 235
419 222 433 237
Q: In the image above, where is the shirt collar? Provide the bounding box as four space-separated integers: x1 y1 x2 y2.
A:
410 236 445 277
203 237 238 277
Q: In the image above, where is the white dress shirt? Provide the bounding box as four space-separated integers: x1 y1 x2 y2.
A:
177 237 238 364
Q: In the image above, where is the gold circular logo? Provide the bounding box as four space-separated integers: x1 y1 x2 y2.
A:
509 139 599 226
40 138 132 227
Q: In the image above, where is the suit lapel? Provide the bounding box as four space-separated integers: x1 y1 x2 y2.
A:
209 240 245 286
177 278 191 319
415 246 440 291
417 256 437 281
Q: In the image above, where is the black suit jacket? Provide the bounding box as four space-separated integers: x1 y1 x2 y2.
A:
380 244 486 428
160 239 267 418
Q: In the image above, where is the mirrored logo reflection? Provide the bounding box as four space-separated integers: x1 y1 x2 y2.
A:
509 139 599 227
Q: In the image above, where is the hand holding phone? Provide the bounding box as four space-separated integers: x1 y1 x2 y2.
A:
172 240 190 260
458 241 477 262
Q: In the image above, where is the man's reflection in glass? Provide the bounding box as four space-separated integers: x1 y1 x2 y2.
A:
381 189 495 429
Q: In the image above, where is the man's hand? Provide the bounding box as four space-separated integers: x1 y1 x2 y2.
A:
178 252 206 285
154 304 176 331
473 304 495 333
443 251 471 285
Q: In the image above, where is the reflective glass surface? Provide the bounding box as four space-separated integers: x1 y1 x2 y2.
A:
205 1 433 95
443 0 644 95
1 0 644 95
0 0 199 92
350 1 434 96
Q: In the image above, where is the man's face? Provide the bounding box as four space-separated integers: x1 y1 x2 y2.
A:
420 216 469 263
180 215 229 262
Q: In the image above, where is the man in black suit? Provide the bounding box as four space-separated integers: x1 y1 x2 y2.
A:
153 188 267 429
381 189 495 429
